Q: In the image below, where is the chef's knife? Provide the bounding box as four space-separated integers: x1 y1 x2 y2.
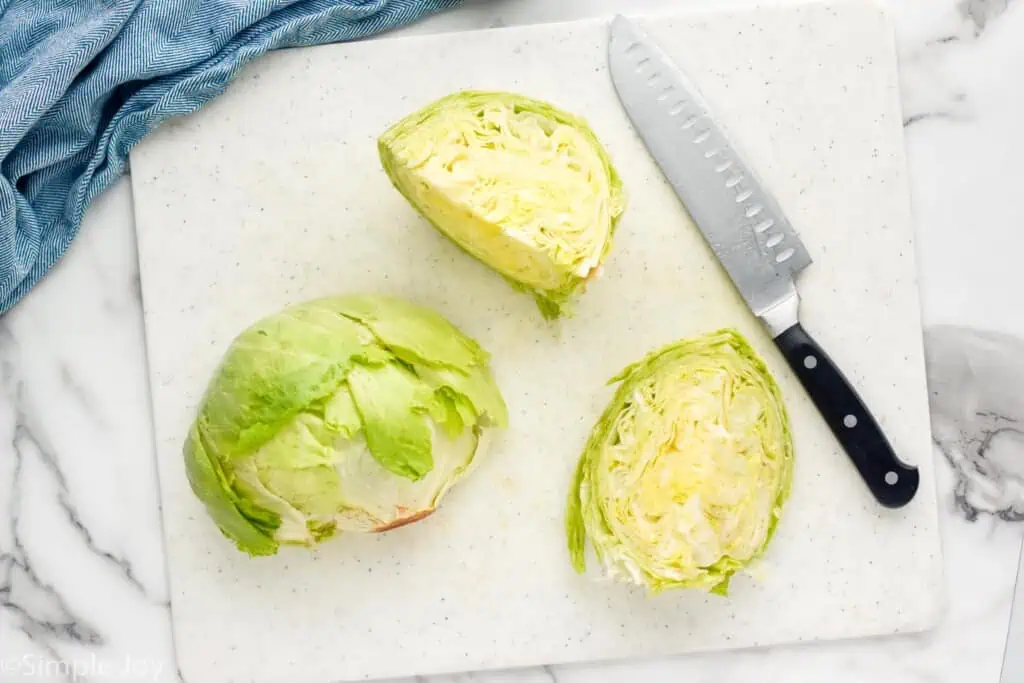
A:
607 14 919 508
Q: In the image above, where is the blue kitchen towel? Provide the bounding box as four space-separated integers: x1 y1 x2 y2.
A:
0 0 460 315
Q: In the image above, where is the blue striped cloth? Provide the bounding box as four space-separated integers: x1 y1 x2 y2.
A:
0 0 459 314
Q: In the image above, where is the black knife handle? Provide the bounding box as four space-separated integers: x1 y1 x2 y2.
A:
774 323 919 508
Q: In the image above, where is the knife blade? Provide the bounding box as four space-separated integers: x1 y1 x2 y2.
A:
607 14 920 508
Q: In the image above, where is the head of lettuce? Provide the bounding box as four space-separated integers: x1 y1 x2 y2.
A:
566 329 794 595
184 294 508 557
378 90 626 320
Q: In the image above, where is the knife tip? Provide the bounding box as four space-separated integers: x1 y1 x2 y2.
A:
608 13 642 51
609 13 631 32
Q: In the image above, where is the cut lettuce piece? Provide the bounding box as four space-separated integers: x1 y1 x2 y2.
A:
379 90 626 319
566 329 794 595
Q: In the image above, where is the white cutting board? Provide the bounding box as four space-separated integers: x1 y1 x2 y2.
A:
129 2 944 682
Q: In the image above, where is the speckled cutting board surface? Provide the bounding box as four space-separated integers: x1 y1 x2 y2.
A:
129 2 944 682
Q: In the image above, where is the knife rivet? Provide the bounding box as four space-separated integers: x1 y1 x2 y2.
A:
844 414 858 428
803 355 818 369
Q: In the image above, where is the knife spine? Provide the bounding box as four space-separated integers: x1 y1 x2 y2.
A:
615 21 811 275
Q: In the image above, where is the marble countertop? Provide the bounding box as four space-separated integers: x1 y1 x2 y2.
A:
1 0 1022 682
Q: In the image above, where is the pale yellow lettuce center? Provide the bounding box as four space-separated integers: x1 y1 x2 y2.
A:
593 346 788 587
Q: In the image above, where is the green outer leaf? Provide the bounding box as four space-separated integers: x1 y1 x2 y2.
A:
332 293 487 370
323 384 361 437
451 392 479 433
565 454 588 574
417 364 509 428
184 424 279 556
199 304 371 457
307 519 337 543
430 390 465 440
565 328 794 594
346 362 435 481
378 90 626 320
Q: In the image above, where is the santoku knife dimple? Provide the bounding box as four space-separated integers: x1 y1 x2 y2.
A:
607 14 919 508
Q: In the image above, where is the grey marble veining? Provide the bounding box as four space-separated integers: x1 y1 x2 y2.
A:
960 0 1015 34
927 326 1024 523
0 0 1022 681
0 180 174 683
896 0 1021 129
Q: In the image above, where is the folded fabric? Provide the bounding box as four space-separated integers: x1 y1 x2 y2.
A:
0 0 460 315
